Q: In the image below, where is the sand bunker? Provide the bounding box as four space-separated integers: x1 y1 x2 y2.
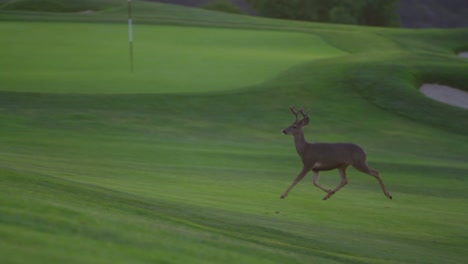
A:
77 10 95 14
458 52 468 58
420 84 468 110
418 52 468 109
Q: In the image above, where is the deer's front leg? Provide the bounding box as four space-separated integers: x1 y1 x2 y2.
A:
281 167 309 199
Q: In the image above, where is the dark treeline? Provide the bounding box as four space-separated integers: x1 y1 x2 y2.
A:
247 0 400 27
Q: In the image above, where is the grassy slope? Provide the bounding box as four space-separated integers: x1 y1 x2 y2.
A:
1 2 468 264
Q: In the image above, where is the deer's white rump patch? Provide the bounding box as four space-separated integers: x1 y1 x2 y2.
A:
420 84 468 110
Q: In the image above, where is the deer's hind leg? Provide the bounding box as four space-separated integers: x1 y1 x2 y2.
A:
353 162 392 199
323 166 349 200
312 171 333 194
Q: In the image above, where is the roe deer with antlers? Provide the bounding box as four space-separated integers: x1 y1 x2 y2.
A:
280 106 392 200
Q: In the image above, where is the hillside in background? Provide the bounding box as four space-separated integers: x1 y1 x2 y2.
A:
399 0 468 28
2 0 467 28
147 0 256 14
149 0 468 28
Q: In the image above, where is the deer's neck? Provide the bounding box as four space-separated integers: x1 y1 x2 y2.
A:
293 130 307 156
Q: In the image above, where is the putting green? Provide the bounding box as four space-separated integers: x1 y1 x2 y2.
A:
0 22 347 94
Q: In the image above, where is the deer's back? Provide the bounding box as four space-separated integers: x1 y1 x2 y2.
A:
302 143 366 170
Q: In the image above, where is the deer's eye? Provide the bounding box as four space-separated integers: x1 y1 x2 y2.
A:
292 125 297 129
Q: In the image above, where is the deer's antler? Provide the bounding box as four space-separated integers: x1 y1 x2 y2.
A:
289 106 299 122
290 106 309 122
299 108 309 119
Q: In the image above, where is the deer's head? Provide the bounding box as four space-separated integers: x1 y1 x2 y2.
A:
282 106 309 136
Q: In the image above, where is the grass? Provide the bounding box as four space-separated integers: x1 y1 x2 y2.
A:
0 1 468 263
0 22 346 93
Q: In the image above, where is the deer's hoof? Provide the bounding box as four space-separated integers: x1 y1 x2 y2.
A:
323 191 335 200
280 194 286 199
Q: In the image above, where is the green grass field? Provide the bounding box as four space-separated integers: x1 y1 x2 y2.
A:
1 1 468 263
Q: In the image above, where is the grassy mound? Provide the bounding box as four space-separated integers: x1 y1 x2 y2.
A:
0 2 467 263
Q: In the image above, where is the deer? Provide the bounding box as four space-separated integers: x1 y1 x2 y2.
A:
280 106 392 200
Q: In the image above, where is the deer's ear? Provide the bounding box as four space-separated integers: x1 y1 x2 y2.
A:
302 116 310 126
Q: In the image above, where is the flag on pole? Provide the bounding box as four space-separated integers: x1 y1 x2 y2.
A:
128 0 134 72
